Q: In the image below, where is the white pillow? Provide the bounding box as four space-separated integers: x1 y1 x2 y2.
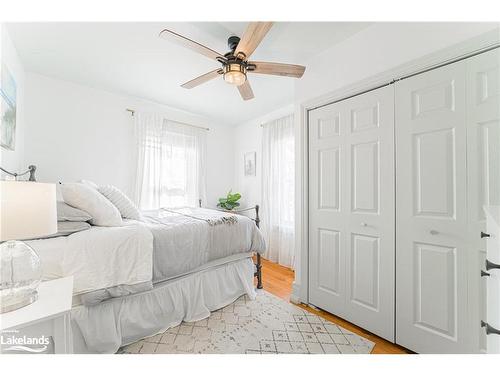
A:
60 183 123 227
98 185 141 220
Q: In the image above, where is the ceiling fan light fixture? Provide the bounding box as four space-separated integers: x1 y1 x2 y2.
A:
223 63 247 86
163 23 305 101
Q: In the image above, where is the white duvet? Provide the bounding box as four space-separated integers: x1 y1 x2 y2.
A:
27 224 154 296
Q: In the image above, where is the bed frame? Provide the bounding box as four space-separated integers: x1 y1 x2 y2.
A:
0 164 37 181
199 199 263 289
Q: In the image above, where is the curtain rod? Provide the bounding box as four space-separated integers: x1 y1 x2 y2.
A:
125 108 210 131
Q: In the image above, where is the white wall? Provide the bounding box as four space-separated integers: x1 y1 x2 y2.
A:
292 22 500 303
0 25 26 173
295 22 499 103
233 105 294 208
24 73 235 205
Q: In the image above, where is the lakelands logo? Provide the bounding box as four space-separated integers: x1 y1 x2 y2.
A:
1 330 50 353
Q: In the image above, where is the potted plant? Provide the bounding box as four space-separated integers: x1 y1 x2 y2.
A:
217 190 241 211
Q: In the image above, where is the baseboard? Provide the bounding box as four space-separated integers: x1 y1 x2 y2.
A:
290 281 301 304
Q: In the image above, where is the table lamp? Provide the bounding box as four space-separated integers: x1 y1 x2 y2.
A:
0 181 57 313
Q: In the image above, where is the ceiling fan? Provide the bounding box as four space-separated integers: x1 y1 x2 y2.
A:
159 22 306 101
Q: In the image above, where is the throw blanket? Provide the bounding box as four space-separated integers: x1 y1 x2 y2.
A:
141 207 266 283
161 208 239 226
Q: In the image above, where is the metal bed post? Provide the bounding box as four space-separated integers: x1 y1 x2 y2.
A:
254 204 263 289
0 165 37 181
198 199 263 289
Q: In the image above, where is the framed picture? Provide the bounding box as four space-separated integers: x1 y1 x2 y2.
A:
244 152 256 176
1 64 17 151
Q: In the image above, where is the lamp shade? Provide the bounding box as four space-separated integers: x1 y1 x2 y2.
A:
0 181 57 241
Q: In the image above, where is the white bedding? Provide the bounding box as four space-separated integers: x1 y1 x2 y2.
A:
28 208 265 300
27 224 154 296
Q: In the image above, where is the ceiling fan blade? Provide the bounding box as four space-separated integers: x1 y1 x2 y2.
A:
159 29 225 61
181 69 223 89
235 22 273 60
249 61 306 78
237 80 255 101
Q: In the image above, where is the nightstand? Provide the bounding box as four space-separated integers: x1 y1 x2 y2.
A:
0 276 74 354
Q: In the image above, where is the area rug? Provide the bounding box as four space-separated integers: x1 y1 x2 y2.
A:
119 290 375 354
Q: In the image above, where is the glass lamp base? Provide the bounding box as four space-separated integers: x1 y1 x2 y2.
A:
1 289 39 314
1 240 42 314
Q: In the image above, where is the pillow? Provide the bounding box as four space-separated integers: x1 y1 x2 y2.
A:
56 221 91 236
28 221 91 240
97 185 141 220
57 201 92 222
60 183 123 227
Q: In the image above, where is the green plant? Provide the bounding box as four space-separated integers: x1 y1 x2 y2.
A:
217 190 241 210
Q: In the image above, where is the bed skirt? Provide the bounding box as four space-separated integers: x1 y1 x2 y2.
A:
71 257 256 353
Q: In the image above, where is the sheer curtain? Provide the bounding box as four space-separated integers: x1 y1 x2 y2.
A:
134 112 206 210
261 114 295 269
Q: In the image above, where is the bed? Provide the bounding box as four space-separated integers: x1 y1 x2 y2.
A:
26 203 265 353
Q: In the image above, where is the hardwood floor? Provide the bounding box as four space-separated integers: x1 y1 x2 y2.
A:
255 257 411 354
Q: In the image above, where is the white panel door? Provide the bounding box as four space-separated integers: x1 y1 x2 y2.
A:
466 48 500 353
309 85 395 341
309 101 347 318
396 60 470 353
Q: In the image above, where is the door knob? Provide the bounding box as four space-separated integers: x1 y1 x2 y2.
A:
361 222 368 227
481 270 490 277
429 230 439 235
486 259 500 271
481 231 491 238
481 321 500 335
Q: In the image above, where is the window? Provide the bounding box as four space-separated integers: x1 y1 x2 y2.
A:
276 130 295 229
135 114 206 210
261 114 295 268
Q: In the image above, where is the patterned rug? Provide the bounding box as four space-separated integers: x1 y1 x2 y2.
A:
119 290 375 354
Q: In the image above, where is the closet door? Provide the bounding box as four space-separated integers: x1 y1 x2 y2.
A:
396 60 470 353
309 101 347 317
466 48 500 353
309 85 395 341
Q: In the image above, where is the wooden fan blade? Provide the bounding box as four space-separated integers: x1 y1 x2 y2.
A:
237 80 255 101
249 61 306 78
181 69 223 89
235 22 273 60
159 29 225 61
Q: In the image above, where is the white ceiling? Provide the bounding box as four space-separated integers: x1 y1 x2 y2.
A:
7 22 370 125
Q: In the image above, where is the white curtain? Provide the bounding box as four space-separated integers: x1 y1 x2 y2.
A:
134 112 206 210
261 114 295 269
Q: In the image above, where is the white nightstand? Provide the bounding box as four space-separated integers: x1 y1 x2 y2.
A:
0 276 74 354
